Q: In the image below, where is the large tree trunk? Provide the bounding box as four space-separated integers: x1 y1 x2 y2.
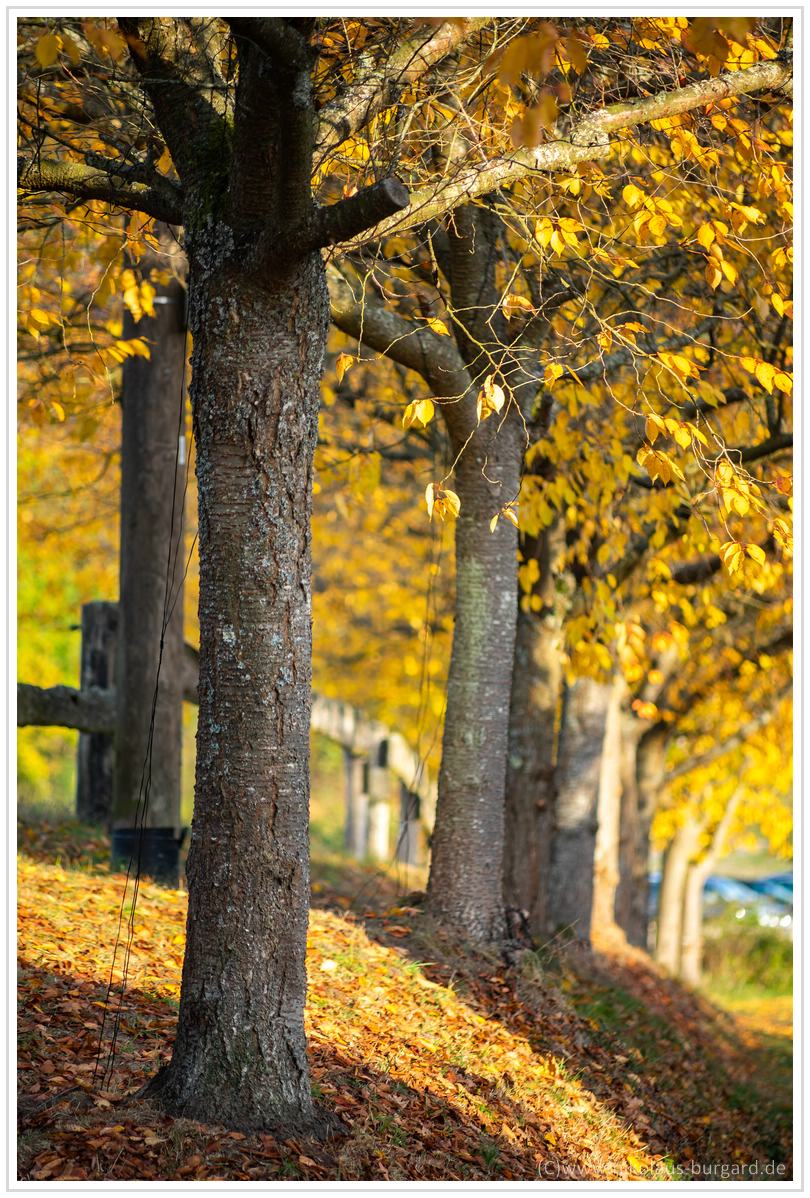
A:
591 677 626 940
503 526 562 936
616 722 668 948
111 274 187 885
655 818 704 974
546 675 613 941
146 235 329 1131
427 418 522 942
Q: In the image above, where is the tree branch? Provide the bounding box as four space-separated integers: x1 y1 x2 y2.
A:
312 177 410 249
226 17 309 68
328 263 472 398
333 56 792 251
316 18 490 159
17 155 183 224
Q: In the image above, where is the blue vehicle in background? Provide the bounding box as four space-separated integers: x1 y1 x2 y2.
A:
647 870 792 931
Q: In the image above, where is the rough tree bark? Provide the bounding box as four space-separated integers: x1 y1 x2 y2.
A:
655 817 704 975
118 18 407 1132
112 270 187 884
427 419 523 940
144 227 330 1129
425 205 525 943
503 528 562 936
546 674 614 941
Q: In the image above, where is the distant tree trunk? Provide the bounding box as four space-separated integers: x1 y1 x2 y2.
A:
655 818 704 974
145 235 330 1131
680 793 740 987
616 722 668 948
546 675 613 941
503 528 562 937
76 601 118 825
111 272 187 885
427 417 522 942
591 676 626 940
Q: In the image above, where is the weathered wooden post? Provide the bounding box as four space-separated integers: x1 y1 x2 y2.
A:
343 746 369 858
367 739 392 861
75 601 118 825
111 266 187 886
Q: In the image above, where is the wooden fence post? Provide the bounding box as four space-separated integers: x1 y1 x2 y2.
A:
76 601 118 825
367 740 392 860
111 266 187 886
343 746 369 859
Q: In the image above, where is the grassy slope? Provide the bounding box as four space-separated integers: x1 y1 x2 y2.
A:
17 825 792 1183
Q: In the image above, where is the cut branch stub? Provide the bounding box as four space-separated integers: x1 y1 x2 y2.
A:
313 176 410 250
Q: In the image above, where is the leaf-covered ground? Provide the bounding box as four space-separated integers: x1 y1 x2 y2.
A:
17 824 792 1182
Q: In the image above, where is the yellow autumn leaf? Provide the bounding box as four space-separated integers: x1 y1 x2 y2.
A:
425 316 450 336
402 398 435 429
425 485 460 522
623 183 645 208
477 375 505 422
35 32 61 68
335 353 355 384
544 362 564 387
745 543 766 565
501 293 535 320
697 224 716 249
754 360 776 393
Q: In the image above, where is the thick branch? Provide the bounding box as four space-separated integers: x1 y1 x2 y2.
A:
226 18 309 68
17 156 183 224
313 177 410 249
334 56 792 252
328 264 472 397
316 18 490 158
17 683 115 734
576 57 792 142
118 17 229 185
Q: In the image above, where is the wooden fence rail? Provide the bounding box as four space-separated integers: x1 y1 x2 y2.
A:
18 606 435 869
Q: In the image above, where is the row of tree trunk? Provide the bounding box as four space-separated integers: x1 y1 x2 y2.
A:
99 262 673 948
655 793 741 986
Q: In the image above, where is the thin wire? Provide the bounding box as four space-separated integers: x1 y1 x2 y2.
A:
94 314 193 1088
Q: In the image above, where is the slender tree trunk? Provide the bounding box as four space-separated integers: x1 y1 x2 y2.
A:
112 273 186 884
616 721 667 948
655 818 704 974
546 675 613 941
503 527 562 937
146 235 329 1131
679 859 711 988
591 676 626 940
427 419 522 942
503 605 560 935
680 793 740 986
